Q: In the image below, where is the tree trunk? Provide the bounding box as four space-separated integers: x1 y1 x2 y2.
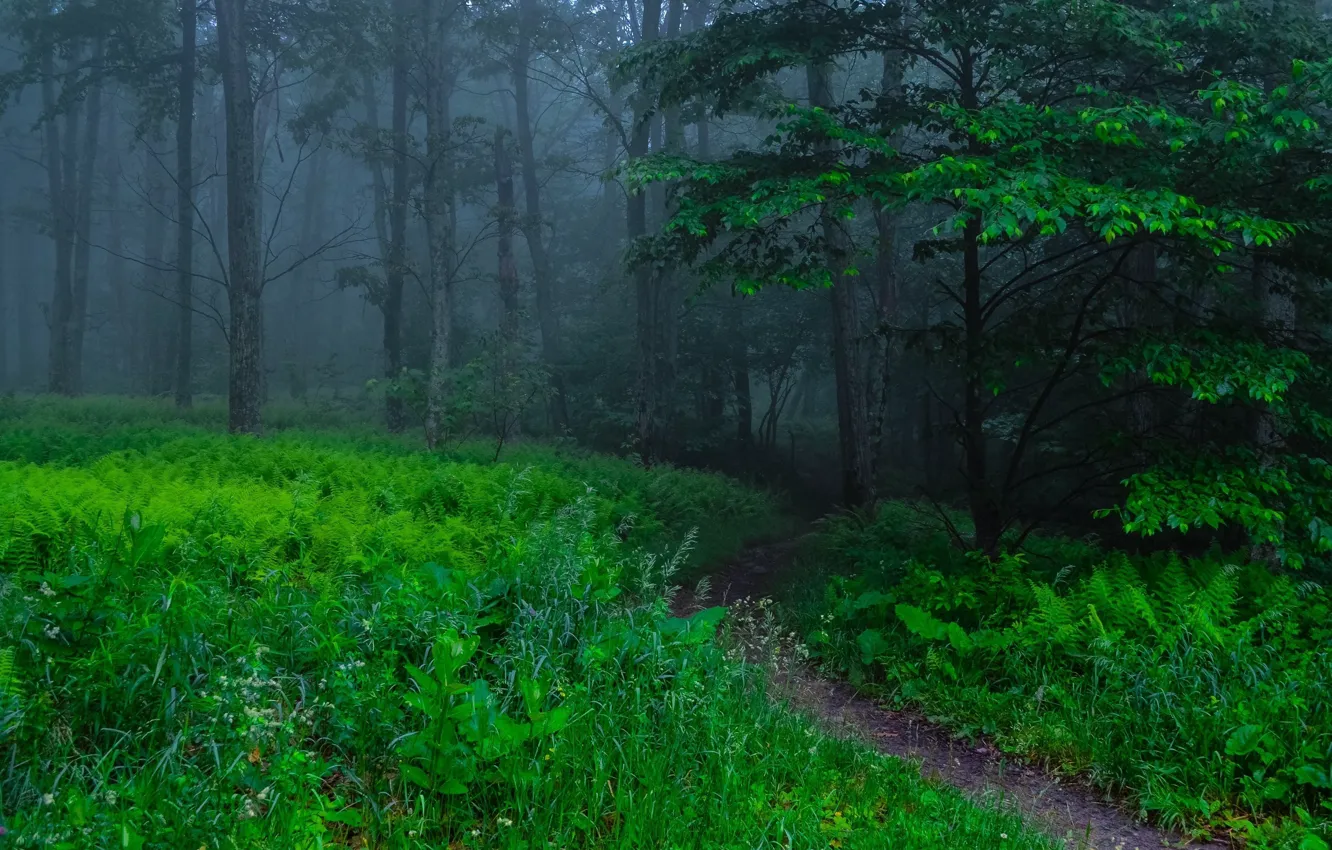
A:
141 143 172 395
514 0 569 429
808 62 874 507
174 0 198 407
1118 242 1156 444
1250 0 1306 462
729 296 752 446
962 213 1001 554
102 105 129 390
495 128 520 339
385 6 410 432
217 0 263 434
69 41 106 396
422 0 455 450
362 73 391 259
632 0 662 461
17 243 36 387
0 197 7 389
647 0 685 456
864 44 906 484
42 49 77 396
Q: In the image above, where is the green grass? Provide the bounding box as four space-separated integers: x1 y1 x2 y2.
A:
789 502 1332 849
0 398 1047 848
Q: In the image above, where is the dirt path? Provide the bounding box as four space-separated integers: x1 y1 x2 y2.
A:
674 539 1232 850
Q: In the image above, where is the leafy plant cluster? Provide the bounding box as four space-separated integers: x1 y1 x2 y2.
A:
0 397 781 570
0 402 1046 848
794 504 1332 848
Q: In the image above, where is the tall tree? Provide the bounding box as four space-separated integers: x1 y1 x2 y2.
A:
630 0 662 460
513 0 568 429
385 0 411 432
0 191 7 389
495 127 520 338
216 0 263 433
174 0 197 408
41 46 77 395
68 40 105 396
808 61 874 507
626 0 1332 559
422 0 456 450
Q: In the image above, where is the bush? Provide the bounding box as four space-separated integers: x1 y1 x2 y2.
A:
794 504 1332 848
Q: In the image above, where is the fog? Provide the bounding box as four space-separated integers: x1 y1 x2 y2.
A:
3 0 1331 551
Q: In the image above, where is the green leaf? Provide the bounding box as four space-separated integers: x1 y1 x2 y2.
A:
1225 724 1266 756
856 628 891 664
399 763 434 790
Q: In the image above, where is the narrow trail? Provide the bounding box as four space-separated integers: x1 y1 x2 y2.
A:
673 538 1233 850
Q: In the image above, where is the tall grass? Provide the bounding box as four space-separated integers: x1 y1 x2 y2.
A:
0 401 1046 848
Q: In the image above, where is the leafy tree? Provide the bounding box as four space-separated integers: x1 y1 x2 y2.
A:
626 0 1332 560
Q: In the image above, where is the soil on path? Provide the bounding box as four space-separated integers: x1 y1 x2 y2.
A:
673 538 1233 850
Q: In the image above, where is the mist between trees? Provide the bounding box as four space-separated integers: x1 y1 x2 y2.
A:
1 0 1331 563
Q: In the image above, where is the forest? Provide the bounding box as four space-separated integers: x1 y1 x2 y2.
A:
1 0 1332 846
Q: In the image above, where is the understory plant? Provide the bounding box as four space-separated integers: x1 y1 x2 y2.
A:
0 406 1043 848
795 503 1332 848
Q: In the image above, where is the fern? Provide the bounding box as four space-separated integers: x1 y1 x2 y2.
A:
0 647 15 696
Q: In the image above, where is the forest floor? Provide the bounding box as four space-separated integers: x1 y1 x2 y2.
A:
674 537 1234 850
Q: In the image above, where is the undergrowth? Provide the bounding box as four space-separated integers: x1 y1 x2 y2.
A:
0 400 1046 848
792 502 1332 849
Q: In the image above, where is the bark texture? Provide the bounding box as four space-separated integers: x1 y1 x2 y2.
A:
217 0 264 434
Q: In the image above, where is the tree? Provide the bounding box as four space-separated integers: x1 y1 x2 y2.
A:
173 0 197 408
216 0 262 433
39 42 77 395
67 39 105 395
512 0 568 429
627 0 1332 559
628 0 662 461
495 127 520 339
422 0 457 450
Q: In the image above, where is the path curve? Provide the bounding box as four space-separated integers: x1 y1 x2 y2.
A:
674 538 1233 850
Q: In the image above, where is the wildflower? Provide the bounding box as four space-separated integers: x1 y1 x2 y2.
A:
41 793 54 806
39 582 55 597
43 624 60 640
470 829 481 837
498 816 514 828
1000 834 1008 840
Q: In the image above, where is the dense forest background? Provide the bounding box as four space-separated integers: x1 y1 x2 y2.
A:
2 0 1332 564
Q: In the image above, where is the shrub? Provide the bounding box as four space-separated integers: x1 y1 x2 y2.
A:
795 505 1332 848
